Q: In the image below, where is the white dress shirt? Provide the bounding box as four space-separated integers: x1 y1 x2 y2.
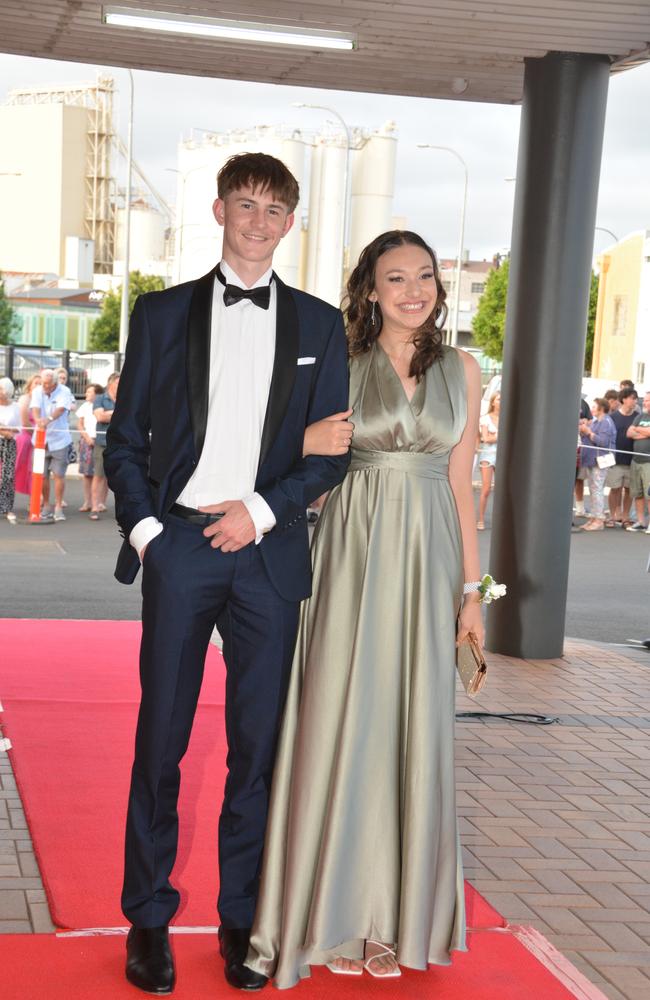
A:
130 261 277 558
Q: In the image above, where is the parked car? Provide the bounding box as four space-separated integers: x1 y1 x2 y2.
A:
80 355 118 389
7 350 88 397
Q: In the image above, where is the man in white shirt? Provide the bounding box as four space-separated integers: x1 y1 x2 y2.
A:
30 368 73 521
104 153 350 994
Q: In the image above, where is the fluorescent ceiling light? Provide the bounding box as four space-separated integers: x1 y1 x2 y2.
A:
103 7 357 51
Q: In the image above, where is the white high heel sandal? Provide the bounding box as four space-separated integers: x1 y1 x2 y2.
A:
364 940 401 979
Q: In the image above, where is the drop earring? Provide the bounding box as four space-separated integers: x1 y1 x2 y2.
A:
371 301 376 326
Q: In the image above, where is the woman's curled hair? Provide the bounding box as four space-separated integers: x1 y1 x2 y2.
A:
344 230 447 380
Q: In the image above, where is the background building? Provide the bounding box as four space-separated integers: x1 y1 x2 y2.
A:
0 78 115 276
0 75 171 290
439 256 495 347
0 102 89 277
592 230 650 385
8 288 103 352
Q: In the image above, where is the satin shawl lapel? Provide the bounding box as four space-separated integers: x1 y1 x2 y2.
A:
186 267 215 462
258 275 299 468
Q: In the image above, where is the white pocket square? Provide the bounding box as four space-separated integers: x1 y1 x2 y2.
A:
297 356 316 366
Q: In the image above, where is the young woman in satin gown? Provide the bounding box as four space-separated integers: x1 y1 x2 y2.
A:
246 231 483 988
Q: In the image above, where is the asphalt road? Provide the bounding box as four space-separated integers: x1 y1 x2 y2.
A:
1 478 648 645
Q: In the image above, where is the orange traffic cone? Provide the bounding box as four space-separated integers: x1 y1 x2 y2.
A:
28 426 46 523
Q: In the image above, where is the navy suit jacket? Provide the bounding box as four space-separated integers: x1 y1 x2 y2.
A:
104 267 350 601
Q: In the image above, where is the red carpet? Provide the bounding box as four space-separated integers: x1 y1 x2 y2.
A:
0 619 503 932
0 929 600 1000
1 619 606 999
1 620 225 929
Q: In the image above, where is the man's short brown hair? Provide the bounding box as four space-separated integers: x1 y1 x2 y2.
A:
217 152 300 213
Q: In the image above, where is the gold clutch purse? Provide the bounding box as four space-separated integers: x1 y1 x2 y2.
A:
456 633 488 697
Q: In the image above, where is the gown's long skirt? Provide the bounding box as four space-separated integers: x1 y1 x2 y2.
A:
246 450 467 988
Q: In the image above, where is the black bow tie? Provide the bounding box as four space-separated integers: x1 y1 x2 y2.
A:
216 265 271 310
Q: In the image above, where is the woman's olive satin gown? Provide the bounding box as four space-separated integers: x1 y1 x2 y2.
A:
247 343 468 988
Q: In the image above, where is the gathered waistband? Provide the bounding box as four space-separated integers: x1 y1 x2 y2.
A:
349 449 449 480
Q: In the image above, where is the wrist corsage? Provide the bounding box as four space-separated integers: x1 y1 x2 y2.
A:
463 574 507 604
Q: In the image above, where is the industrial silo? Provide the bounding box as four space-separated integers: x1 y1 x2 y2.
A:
114 199 166 276
305 136 346 307
349 121 398 270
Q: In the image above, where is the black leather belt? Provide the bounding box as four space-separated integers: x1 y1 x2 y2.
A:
169 502 225 526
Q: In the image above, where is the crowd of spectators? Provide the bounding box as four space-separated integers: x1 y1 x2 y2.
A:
0 367 648 537
575 380 650 533
0 366 120 523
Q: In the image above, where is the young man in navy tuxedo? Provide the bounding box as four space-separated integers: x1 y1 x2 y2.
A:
104 153 350 994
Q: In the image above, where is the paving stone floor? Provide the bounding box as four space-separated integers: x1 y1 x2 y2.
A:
1 638 650 998
0 748 55 934
456 639 650 1000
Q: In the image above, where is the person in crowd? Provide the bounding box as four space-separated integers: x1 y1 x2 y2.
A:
15 373 40 498
626 391 650 532
103 152 349 995
55 366 77 412
53 368 77 508
604 388 620 414
30 368 73 521
90 373 120 520
76 383 103 512
0 377 20 522
620 379 642 413
578 397 616 531
574 395 593 518
606 388 638 528
476 390 499 529
246 230 481 987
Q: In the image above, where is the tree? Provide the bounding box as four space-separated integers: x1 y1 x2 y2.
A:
471 259 598 371
471 258 509 362
583 271 599 374
0 273 20 346
89 271 165 351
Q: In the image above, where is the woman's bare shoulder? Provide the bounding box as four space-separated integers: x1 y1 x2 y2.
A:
450 346 480 377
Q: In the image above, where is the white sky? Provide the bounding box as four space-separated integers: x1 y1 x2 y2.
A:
1 53 648 261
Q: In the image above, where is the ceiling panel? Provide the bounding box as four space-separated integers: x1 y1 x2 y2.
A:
0 1 648 104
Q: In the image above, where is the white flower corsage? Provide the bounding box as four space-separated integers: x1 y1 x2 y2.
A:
478 574 507 604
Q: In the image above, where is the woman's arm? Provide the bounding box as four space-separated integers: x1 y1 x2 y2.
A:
77 412 93 445
449 351 484 647
18 395 30 429
590 420 613 449
302 408 354 457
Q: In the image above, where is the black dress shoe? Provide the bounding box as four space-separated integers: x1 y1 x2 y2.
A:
126 925 176 995
218 926 268 991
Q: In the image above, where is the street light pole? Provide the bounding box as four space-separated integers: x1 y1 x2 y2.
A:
292 102 352 279
594 226 619 244
417 144 468 348
118 70 134 354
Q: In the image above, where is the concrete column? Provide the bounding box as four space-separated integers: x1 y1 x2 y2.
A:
487 52 610 659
